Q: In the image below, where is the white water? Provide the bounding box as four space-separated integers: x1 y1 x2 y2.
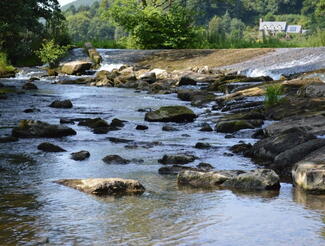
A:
98 63 125 72
233 48 325 80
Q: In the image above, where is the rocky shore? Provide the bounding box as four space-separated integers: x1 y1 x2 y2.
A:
1 47 325 196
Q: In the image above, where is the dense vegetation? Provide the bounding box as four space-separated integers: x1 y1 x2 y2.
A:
64 0 325 49
0 0 324 68
0 0 70 67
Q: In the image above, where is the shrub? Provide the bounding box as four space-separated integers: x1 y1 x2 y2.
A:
264 84 283 108
35 40 69 68
109 2 197 49
0 52 15 75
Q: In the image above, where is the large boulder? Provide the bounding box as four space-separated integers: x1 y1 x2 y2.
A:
177 169 280 191
12 120 76 138
292 163 325 193
61 61 92 75
49 100 73 109
138 72 156 84
145 106 197 123
297 82 325 98
250 127 315 163
249 127 325 178
158 154 196 165
216 120 263 133
292 145 325 193
265 114 325 136
54 178 145 196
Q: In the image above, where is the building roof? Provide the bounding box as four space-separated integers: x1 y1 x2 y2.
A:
259 21 287 31
286 25 302 33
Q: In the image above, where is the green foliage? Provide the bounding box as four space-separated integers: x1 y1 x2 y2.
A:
264 84 283 108
108 1 197 49
0 0 69 65
64 2 115 43
302 29 325 46
0 52 15 74
35 40 69 68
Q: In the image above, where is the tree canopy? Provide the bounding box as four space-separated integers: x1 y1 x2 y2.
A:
0 0 68 64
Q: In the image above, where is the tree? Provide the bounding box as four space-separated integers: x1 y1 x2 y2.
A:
107 0 197 48
0 0 66 64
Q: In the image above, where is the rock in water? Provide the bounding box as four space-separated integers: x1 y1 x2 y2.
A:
199 123 213 132
177 76 197 86
37 142 66 152
216 120 263 133
12 120 76 138
54 178 145 196
145 106 197 123
61 61 92 75
102 155 130 164
71 151 90 161
136 125 148 130
110 118 126 128
177 169 280 191
195 142 211 149
0 136 18 143
22 82 38 90
292 163 325 193
158 154 196 165
138 72 156 84
49 100 73 108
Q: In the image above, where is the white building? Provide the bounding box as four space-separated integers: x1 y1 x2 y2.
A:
259 19 303 36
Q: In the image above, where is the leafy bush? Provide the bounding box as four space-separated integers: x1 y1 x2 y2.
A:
0 52 15 75
109 2 197 49
264 84 283 108
35 40 69 68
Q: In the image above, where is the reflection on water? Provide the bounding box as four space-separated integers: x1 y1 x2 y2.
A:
0 53 325 245
293 188 325 211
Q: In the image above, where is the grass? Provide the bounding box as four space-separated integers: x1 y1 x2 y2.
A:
264 84 283 108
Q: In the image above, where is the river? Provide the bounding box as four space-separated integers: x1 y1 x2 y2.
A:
0 49 325 246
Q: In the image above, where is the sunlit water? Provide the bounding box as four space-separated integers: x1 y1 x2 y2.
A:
1 50 325 246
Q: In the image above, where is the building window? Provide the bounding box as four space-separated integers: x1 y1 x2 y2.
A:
289 26 297 32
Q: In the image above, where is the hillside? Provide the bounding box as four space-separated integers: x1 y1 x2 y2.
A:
61 0 98 11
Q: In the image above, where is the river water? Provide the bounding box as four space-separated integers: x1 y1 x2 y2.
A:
1 49 325 246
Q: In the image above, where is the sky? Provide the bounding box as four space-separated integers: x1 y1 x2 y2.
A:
58 0 75 7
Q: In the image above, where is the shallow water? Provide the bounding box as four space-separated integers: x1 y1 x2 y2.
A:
1 50 325 246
